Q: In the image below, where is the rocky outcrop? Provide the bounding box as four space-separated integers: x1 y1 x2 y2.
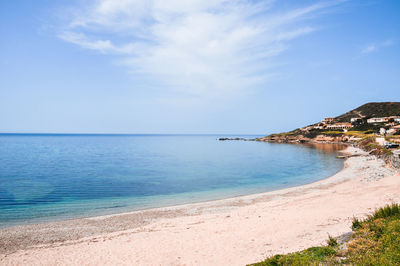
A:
218 137 254 141
256 134 361 144
257 135 310 143
379 151 400 169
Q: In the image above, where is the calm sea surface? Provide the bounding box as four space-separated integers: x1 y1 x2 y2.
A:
0 134 345 227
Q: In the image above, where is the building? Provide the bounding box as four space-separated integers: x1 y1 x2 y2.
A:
367 117 389 124
322 117 335 124
326 122 352 130
367 116 400 124
313 125 326 130
300 126 314 132
389 116 400 123
385 122 397 127
312 123 326 130
350 117 363 123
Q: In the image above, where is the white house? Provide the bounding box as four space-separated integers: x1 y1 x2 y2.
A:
367 117 389 124
350 117 362 123
313 126 325 130
326 122 353 130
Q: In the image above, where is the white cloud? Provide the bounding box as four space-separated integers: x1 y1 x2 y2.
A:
59 0 344 98
362 40 394 54
362 44 376 54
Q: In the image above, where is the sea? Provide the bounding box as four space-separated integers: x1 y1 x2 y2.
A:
0 134 346 228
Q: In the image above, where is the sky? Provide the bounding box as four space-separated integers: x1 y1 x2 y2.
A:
0 0 399 134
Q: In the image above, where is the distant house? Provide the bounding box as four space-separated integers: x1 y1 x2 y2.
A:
389 116 400 123
300 126 314 131
385 122 397 127
367 116 400 124
313 125 326 130
312 123 326 130
350 117 363 124
326 122 352 130
367 117 389 124
322 117 335 124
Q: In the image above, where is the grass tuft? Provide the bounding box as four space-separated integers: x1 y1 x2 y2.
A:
352 217 362 230
327 234 338 247
251 246 337 266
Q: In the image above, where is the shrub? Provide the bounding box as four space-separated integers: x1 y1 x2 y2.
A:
369 203 400 221
327 235 338 247
251 246 337 266
352 217 362 230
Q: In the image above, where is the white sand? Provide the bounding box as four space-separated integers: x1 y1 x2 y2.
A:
1 147 400 265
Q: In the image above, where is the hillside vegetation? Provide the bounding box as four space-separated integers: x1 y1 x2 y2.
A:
336 102 400 122
251 203 400 265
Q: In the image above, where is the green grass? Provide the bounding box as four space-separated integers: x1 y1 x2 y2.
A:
321 131 343 135
368 203 400 221
344 131 375 139
251 246 337 266
250 203 400 266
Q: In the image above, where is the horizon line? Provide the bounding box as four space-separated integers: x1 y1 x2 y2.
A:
0 132 265 136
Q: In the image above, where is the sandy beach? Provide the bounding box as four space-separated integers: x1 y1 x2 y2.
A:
1 146 400 265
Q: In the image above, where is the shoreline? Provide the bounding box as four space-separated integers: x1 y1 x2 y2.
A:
0 146 349 244
1 146 399 265
0 142 347 229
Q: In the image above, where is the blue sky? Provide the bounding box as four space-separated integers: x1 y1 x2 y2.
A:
0 0 399 134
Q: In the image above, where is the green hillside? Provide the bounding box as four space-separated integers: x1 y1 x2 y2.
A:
336 102 400 122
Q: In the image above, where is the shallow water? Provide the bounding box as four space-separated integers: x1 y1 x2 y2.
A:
0 134 345 227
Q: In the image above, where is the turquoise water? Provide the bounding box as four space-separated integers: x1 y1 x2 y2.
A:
0 134 344 227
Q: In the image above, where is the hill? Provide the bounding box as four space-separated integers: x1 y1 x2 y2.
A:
259 102 400 144
335 102 400 122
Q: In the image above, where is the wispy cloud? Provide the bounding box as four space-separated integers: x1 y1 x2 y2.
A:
362 40 394 54
58 0 345 98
